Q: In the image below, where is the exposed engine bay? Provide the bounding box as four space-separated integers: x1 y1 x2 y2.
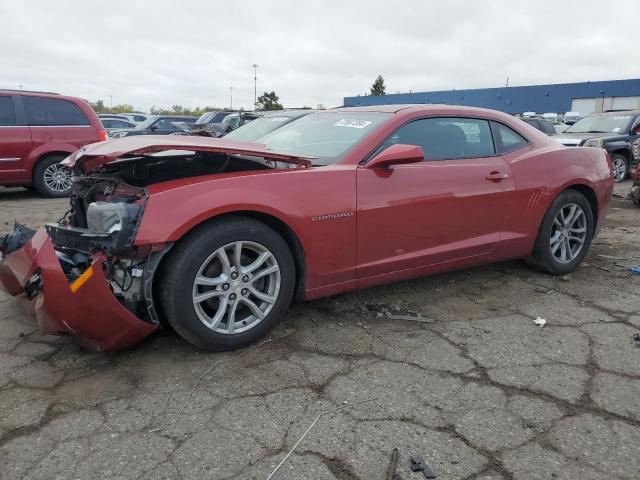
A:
5 151 282 324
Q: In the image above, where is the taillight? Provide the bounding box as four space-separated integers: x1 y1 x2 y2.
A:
98 129 108 142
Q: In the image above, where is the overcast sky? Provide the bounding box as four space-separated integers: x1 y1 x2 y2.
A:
2 1 638 112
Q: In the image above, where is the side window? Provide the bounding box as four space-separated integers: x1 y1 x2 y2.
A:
0 96 17 126
24 97 90 126
540 120 555 135
133 115 145 122
101 119 113 128
155 119 178 130
491 122 529 154
384 117 495 161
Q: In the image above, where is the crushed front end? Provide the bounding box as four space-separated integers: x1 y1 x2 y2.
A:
0 175 161 351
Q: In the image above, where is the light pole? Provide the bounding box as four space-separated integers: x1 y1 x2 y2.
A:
252 64 258 110
109 94 113 108
230 86 233 110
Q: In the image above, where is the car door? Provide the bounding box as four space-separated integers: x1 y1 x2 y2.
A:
0 95 32 183
356 116 515 278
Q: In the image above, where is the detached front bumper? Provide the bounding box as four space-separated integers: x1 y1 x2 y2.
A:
0 227 157 351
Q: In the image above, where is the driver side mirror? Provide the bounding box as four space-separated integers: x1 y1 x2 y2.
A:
366 144 424 169
632 124 640 135
150 124 159 131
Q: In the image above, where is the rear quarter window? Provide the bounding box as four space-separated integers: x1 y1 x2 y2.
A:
23 97 90 126
491 122 529 154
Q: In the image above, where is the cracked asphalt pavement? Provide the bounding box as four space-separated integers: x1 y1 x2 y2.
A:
0 182 639 480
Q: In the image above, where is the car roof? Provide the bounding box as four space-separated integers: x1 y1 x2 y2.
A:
334 104 524 118
260 109 312 118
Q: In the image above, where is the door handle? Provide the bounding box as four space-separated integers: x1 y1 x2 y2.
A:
486 171 509 181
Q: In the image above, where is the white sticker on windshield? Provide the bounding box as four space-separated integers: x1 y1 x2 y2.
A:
612 127 621 132
334 119 372 129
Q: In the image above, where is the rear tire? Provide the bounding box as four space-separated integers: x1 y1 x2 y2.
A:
526 190 594 275
32 154 72 197
158 217 295 351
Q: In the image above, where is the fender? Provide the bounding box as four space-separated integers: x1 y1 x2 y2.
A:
135 166 358 290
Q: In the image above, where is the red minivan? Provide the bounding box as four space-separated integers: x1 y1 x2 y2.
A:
0 90 106 197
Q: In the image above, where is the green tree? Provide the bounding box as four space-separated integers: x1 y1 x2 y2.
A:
370 75 386 96
256 91 283 111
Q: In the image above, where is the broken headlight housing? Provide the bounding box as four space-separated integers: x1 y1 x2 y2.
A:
87 202 140 236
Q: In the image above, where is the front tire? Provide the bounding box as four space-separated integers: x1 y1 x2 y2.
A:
527 190 594 275
32 154 72 197
611 154 628 182
158 217 295 351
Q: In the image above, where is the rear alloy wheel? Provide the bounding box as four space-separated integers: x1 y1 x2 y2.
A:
33 154 72 197
159 217 295 351
611 154 628 182
527 190 594 275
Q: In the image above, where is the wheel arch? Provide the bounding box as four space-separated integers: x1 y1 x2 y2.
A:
563 183 598 233
31 150 73 178
156 210 307 303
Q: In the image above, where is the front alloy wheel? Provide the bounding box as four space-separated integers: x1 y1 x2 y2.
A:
192 241 281 334
159 217 295 351
611 154 628 182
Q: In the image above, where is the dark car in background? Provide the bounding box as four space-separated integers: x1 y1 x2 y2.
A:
224 110 312 142
178 112 262 137
0 89 106 197
101 118 136 135
554 110 640 181
109 115 197 138
519 117 557 136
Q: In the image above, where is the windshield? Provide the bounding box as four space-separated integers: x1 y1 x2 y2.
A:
258 111 391 165
226 115 299 142
135 117 157 130
196 112 215 124
565 114 633 134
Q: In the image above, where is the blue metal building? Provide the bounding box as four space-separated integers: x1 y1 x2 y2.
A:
343 79 640 115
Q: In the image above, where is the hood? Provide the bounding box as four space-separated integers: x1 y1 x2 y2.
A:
62 135 314 172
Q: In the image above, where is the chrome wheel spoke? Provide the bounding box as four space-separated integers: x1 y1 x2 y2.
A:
248 286 276 304
193 290 223 304
251 264 279 283
242 251 271 275
195 274 226 287
233 241 243 270
240 297 265 320
227 301 238 333
207 297 228 329
217 249 231 276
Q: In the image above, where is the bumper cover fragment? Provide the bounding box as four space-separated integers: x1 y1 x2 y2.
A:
0 227 157 351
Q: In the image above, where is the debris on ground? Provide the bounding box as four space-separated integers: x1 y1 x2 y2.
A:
533 317 547 327
629 265 640 275
598 254 628 260
410 454 437 478
633 333 640 349
385 448 401 480
265 398 377 480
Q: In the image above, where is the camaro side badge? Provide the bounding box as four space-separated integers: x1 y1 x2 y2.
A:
312 212 354 221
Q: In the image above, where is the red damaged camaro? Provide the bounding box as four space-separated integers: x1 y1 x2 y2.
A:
0 105 614 351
